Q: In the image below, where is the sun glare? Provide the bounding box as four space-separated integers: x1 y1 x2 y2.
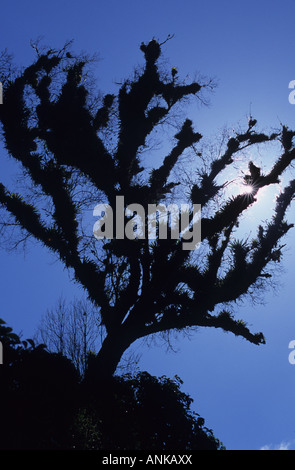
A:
243 184 254 195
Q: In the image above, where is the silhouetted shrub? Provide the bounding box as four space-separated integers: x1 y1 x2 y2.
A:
0 319 224 450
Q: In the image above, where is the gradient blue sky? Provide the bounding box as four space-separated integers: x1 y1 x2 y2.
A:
1 0 295 451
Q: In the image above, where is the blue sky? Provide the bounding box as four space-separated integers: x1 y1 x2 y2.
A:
1 0 295 450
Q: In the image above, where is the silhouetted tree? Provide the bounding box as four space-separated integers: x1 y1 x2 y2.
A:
1 39 295 378
35 296 103 376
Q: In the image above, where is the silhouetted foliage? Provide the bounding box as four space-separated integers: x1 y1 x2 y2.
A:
73 371 224 450
0 319 79 449
0 319 224 450
1 39 295 379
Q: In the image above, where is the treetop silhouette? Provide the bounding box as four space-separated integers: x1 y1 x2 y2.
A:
1 39 295 376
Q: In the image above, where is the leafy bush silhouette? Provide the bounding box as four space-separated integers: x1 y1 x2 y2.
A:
0 319 79 449
75 371 225 450
0 319 224 450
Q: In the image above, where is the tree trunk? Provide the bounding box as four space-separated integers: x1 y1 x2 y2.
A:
86 327 135 381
